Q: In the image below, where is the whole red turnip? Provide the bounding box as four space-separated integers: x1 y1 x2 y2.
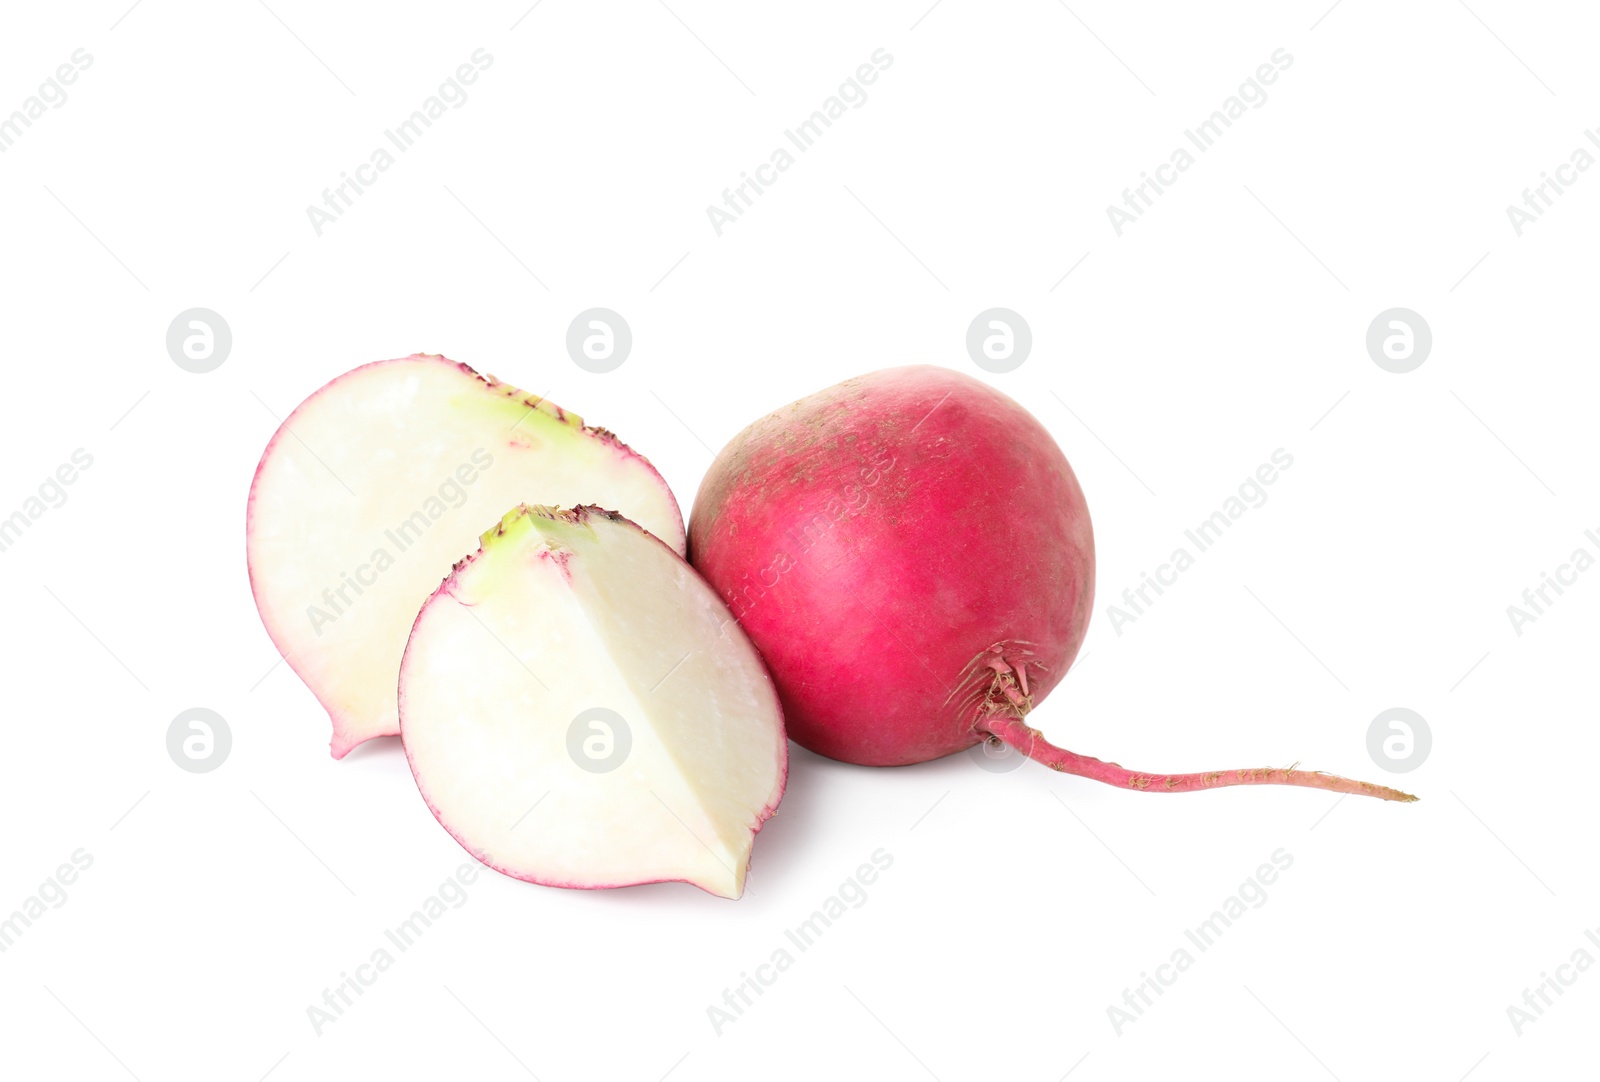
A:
689 365 1414 802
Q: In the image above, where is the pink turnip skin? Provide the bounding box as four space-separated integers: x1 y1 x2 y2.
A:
690 366 1416 803
691 365 1092 766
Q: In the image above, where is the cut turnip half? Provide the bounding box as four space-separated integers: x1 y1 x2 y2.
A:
400 505 786 900
247 355 685 758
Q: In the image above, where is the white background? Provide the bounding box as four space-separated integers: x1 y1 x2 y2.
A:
1 1 1595 1079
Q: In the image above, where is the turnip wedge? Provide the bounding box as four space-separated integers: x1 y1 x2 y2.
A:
246 355 684 758
399 505 786 900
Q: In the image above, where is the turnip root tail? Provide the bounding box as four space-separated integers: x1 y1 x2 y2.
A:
982 715 1418 803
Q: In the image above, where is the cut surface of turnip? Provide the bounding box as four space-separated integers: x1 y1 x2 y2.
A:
400 505 786 900
247 354 684 758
